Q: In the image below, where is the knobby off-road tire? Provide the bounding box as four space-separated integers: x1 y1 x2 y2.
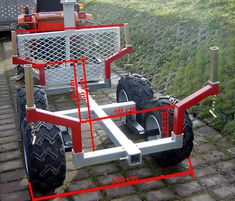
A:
16 87 66 191
116 74 154 123
143 96 194 166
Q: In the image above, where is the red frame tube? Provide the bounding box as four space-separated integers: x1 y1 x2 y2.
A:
173 83 219 135
27 108 82 153
105 46 133 80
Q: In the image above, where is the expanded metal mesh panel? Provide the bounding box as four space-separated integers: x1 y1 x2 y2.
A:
17 27 121 86
0 0 35 28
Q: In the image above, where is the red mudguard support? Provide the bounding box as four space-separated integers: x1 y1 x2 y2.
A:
105 46 133 80
12 56 46 86
27 108 82 153
173 83 219 135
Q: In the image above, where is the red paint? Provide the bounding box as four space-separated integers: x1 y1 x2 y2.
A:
16 23 126 33
105 46 133 80
81 105 175 124
173 84 219 135
112 176 138 184
27 108 82 153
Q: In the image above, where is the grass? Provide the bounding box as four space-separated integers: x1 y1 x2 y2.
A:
82 0 235 143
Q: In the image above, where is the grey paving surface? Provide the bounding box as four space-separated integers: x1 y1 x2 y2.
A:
0 37 235 201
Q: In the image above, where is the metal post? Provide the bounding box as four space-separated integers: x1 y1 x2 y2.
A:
11 31 17 56
60 0 76 28
24 65 34 108
210 46 219 83
124 23 131 46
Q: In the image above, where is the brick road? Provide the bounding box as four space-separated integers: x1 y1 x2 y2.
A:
0 35 235 201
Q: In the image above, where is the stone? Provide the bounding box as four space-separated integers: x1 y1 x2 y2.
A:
137 180 165 191
0 123 16 131
145 188 176 201
212 184 235 199
174 181 202 196
66 168 89 182
0 179 28 194
194 166 217 178
0 150 21 162
72 191 102 201
199 175 228 187
0 159 23 172
0 135 18 144
0 169 25 183
0 190 30 201
67 179 96 191
91 163 119 176
111 195 142 201
105 185 135 199
126 168 153 179
0 142 19 152
184 193 215 201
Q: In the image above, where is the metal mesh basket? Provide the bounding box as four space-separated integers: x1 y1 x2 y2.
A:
17 27 121 87
0 0 35 31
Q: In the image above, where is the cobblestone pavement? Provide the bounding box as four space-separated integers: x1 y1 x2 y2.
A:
0 36 235 201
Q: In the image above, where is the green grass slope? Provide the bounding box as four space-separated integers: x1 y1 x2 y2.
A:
83 0 235 143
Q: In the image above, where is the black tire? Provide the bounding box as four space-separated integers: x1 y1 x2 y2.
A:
22 121 66 191
16 87 66 191
116 74 154 123
143 96 194 166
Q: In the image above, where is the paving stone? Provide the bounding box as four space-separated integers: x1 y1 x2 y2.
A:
197 126 222 139
98 173 123 186
111 194 142 201
193 143 217 154
0 142 19 152
201 150 226 162
65 168 89 181
199 174 228 187
0 128 17 137
66 160 76 171
0 104 11 110
167 175 193 184
126 168 153 179
0 135 18 144
175 181 202 196
0 118 15 125
0 123 16 131
0 112 15 121
212 183 235 199
184 193 215 201
215 159 235 171
180 156 206 168
0 169 25 183
0 179 28 193
72 191 102 201
145 188 176 201
67 179 96 191
192 119 205 128
118 160 146 171
194 166 217 178
0 159 23 172
137 180 165 191
91 163 119 176
0 190 30 201
0 149 21 161
52 196 69 201
105 185 135 199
